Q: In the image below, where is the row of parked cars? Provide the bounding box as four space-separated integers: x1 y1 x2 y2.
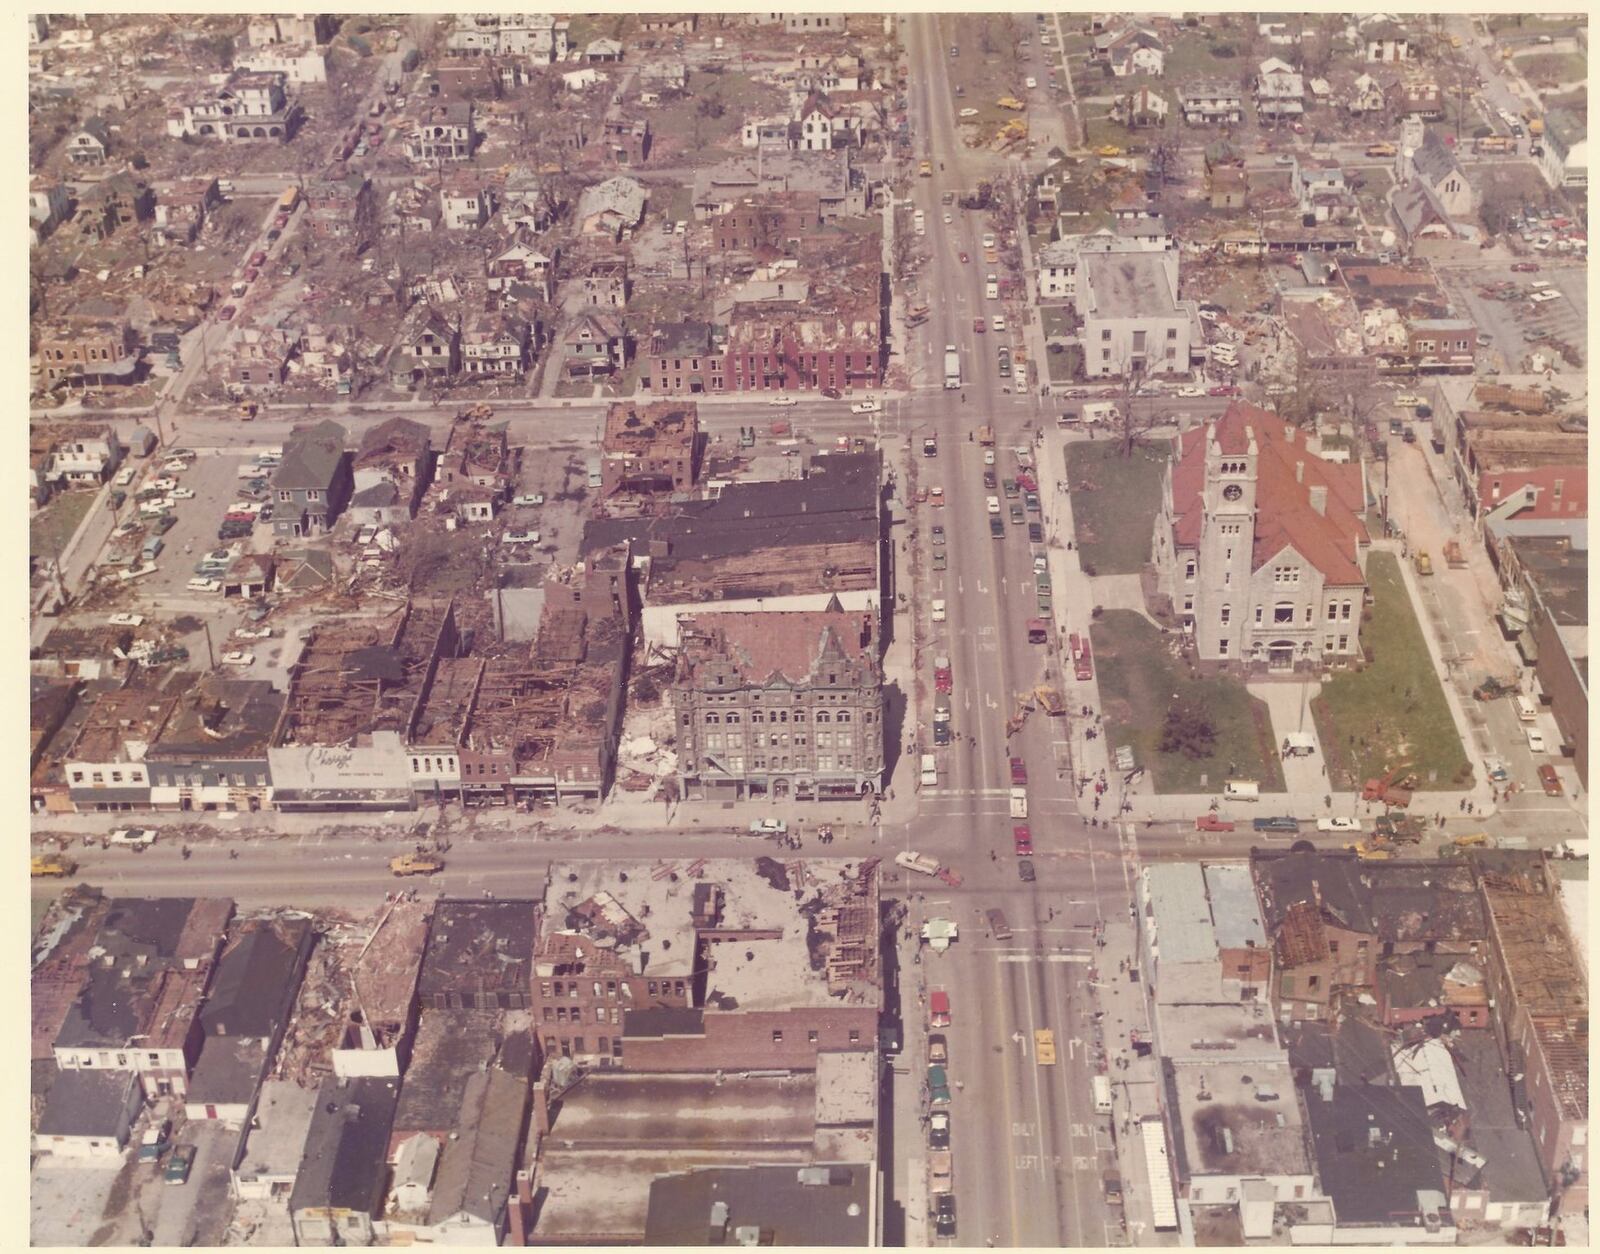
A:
926 989 956 1239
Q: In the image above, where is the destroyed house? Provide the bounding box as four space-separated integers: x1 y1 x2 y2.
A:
416 900 537 1011
543 858 882 1073
352 416 433 523
63 680 182 811
600 400 701 497
145 676 283 811
54 897 234 1099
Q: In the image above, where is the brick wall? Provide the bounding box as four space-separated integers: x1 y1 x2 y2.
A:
622 1005 878 1072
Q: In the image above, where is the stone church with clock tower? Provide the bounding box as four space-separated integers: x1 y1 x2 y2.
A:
1154 402 1372 671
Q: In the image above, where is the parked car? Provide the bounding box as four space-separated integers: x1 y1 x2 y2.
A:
187 577 223 593
1027 523 1043 543
748 818 788 836
851 399 882 415
1012 825 1033 855
1316 817 1361 833
1017 858 1035 883
1252 816 1300 833
220 650 255 666
929 1109 951 1150
928 1034 949 1065
164 1144 196 1185
1526 727 1548 753
1539 764 1563 796
138 1119 172 1163
1195 814 1235 832
768 395 797 407
218 305 236 321
503 530 541 545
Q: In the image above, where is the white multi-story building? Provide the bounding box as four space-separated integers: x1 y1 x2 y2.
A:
1079 250 1196 378
167 70 295 142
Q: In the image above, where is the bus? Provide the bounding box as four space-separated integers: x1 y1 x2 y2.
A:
278 186 301 214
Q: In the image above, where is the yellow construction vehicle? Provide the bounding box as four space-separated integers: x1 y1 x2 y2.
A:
31 854 78 878
997 97 1026 112
1343 842 1393 861
390 853 444 877
1452 833 1492 849
1094 144 1125 158
1413 550 1434 576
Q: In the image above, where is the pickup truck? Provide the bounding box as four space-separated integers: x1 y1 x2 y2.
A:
390 854 444 876
1252 816 1300 834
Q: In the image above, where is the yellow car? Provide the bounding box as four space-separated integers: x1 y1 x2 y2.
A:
1094 145 1124 158
1034 1029 1057 1065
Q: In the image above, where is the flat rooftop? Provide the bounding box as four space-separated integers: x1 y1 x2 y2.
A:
235 1079 320 1185
1083 251 1178 319
1203 863 1268 949
534 1073 819 1242
1143 863 1217 965
1155 1000 1283 1062
1168 1057 1309 1180
644 1163 875 1246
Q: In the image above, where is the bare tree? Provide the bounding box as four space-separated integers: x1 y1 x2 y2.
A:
1111 359 1162 457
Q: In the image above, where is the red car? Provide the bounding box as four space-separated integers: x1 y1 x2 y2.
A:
1208 384 1239 397
243 267 259 283
1016 471 1038 492
250 250 267 268
1009 757 1028 786
958 251 970 263
1511 262 1540 273
1539 764 1563 797
973 318 986 333
1012 825 1033 855
1195 814 1236 833
934 656 952 694
218 305 236 321
273 213 289 230
223 511 256 524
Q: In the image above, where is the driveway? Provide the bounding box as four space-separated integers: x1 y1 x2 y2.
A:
1246 681 1331 799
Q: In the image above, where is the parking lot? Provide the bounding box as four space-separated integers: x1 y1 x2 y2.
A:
1434 259 1587 370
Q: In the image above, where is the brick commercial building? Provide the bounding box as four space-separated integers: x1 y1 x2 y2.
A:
673 607 884 802
599 400 701 498
534 858 881 1073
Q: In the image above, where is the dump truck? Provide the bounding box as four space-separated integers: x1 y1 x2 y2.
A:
1362 765 1416 808
1035 685 1065 717
31 854 78 878
1413 550 1433 576
977 424 994 446
390 853 444 877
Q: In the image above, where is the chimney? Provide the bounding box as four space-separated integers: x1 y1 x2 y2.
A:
531 1079 551 1136
1309 485 1327 516
1295 460 1304 484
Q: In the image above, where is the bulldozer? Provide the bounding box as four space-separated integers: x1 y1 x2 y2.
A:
996 96 1026 112
1034 685 1065 717
31 854 78 878
1343 841 1393 861
1473 674 1519 701
390 853 445 877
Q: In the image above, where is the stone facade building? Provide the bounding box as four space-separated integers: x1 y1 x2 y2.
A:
672 607 883 801
1156 403 1371 670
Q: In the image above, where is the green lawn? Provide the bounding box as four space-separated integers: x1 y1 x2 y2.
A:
1488 15 1587 39
1516 50 1588 86
1163 35 1246 81
1311 551 1472 793
1064 438 1170 575
30 490 96 562
1093 610 1286 794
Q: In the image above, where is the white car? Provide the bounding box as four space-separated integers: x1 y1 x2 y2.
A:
1526 727 1548 753
983 449 996 465
108 613 145 627
148 478 178 492
959 107 979 118
1316 817 1362 833
187 577 222 593
512 493 546 506
114 466 137 487
982 233 996 249
109 827 158 847
986 495 1001 515
932 598 947 623
768 395 798 407
171 487 196 500
161 460 191 474
140 499 175 517
227 501 262 516
749 818 788 836
851 400 883 415
992 315 1006 332
1178 385 1204 397
503 530 541 545
233 625 274 640
1025 76 1037 89
221 650 255 666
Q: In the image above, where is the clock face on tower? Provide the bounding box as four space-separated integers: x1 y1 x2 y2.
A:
1223 484 1243 501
